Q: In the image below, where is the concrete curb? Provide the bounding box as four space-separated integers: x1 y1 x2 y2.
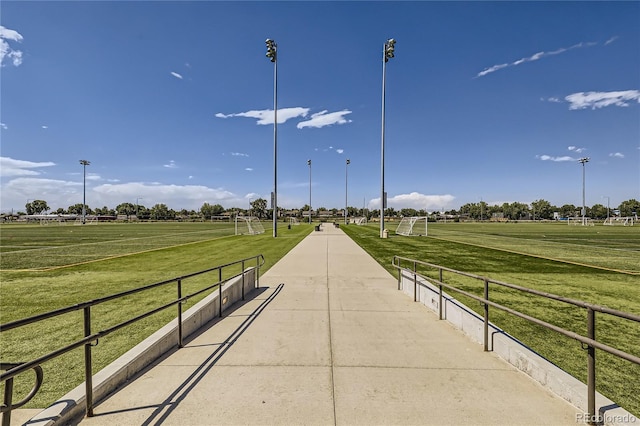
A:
23 269 257 426
399 270 638 426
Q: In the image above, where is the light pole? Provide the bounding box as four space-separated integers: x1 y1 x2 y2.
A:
79 160 90 224
603 195 610 222
345 159 350 224
307 159 312 224
380 38 395 238
579 157 590 225
266 38 278 237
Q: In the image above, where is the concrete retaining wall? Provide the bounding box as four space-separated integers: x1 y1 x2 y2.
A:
399 269 637 426
25 268 257 426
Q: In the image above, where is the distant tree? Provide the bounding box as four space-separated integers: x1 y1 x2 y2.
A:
384 207 396 218
618 199 640 217
55 207 66 214
68 203 91 215
116 202 136 218
531 199 553 220
26 200 49 215
558 204 577 218
589 204 607 220
249 198 267 219
150 203 174 220
200 203 225 219
400 208 417 217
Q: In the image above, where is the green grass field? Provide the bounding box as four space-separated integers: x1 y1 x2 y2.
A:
342 221 640 416
1 220 639 415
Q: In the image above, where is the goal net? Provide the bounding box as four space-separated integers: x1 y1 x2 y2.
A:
604 217 635 226
289 217 300 226
353 217 367 225
567 217 594 226
235 216 265 235
396 216 428 236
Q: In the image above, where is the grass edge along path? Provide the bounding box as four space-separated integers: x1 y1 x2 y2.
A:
1 223 312 409
341 223 640 417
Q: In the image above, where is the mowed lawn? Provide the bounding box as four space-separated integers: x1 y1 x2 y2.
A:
342 221 640 416
0 221 312 408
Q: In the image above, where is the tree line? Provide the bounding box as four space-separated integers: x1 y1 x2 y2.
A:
17 198 640 221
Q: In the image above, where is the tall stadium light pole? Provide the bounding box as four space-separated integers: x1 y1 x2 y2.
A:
603 196 610 222
345 159 350 225
266 39 278 237
307 159 312 224
579 157 590 226
380 38 395 238
79 160 90 224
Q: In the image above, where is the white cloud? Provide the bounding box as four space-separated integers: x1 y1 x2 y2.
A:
609 152 624 158
568 146 585 153
0 25 24 67
369 192 456 210
336 149 344 154
536 155 575 162
170 71 183 79
231 152 249 157
605 36 618 45
544 97 562 103
163 160 177 169
565 90 640 110
0 123 7 130
215 107 310 125
0 157 56 177
297 110 353 129
41 125 48 129
245 168 253 171
476 40 598 78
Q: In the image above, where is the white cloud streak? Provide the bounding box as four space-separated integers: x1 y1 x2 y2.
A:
216 107 310 125
535 155 575 162
476 40 599 78
297 110 353 129
0 157 56 177
609 152 624 158
565 90 640 110
0 25 23 67
163 160 177 169
568 146 585 153
0 123 7 130
170 71 183 79
231 152 249 157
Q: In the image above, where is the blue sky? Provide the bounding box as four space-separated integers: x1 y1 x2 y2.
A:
1 1 638 214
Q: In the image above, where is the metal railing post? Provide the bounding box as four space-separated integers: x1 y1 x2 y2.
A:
241 260 246 301
177 279 183 348
397 259 401 291
413 261 417 302
256 257 260 289
587 308 596 425
483 279 489 352
218 268 223 318
2 376 14 426
83 306 94 417
438 268 443 320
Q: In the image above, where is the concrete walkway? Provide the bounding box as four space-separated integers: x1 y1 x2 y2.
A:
75 223 579 425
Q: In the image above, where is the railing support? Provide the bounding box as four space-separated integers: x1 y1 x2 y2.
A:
242 260 246 301
83 306 94 417
438 268 443 320
219 268 223 318
177 279 183 348
483 279 489 352
413 261 417 302
587 308 596 425
2 375 14 426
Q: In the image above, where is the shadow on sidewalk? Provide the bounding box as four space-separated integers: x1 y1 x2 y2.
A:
87 283 285 426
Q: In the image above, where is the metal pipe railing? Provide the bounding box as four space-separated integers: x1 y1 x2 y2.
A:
392 255 640 425
0 254 265 423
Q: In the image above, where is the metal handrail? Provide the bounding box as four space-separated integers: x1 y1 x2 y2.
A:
0 254 265 423
392 255 640 425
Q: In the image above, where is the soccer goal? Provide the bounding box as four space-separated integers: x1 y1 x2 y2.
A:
353 217 367 225
604 217 635 226
289 217 300 226
235 216 265 235
567 217 594 226
395 216 428 236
